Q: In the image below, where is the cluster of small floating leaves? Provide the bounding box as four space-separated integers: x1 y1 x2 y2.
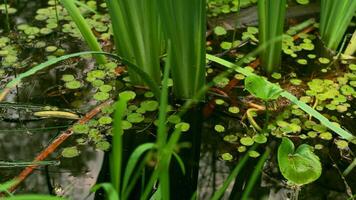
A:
207 0 241 17
282 34 316 62
0 36 19 67
61 74 82 89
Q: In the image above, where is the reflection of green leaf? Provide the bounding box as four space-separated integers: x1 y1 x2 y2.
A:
278 137 322 185
244 75 283 100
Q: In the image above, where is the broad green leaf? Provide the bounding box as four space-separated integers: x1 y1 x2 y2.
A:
278 138 322 185
244 75 283 100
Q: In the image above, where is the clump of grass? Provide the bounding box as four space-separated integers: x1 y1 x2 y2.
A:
319 0 356 51
106 0 162 85
159 0 206 99
257 0 287 73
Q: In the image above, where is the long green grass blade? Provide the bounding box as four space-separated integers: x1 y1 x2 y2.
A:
257 0 286 73
106 0 162 85
110 95 129 193
159 0 206 99
59 0 106 64
121 143 155 197
319 0 356 50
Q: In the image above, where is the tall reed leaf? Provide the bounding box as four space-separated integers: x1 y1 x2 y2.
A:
59 0 107 64
106 0 162 85
320 0 356 51
159 0 206 99
257 0 286 73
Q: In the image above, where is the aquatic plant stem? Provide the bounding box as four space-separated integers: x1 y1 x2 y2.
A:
343 157 356 176
7 100 113 193
246 108 263 132
241 148 270 200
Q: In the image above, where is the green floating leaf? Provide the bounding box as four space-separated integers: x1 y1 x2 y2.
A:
127 113 144 123
244 75 283 100
98 116 112 125
175 122 190 132
94 92 110 101
96 141 111 151
214 124 225 133
240 136 254 146
65 80 82 89
73 124 89 134
248 150 260 158
214 26 227 36
278 137 322 185
221 153 233 161
140 100 159 111
61 74 75 82
119 90 136 101
62 146 80 158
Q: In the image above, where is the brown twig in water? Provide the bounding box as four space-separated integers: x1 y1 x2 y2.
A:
7 100 113 193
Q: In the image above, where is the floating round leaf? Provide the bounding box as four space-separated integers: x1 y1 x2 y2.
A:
45 45 57 53
335 140 348 149
144 91 154 98
140 100 159 111
278 137 322 185
98 116 112 125
99 84 113 93
94 92 110 101
127 113 144 123
248 150 260 158
253 134 267 143
319 132 332 140
318 57 330 64
96 141 110 151
119 90 136 101
65 80 82 89
168 115 181 124
223 135 238 143
73 124 90 134
240 136 254 146
297 59 308 65
214 124 225 133
175 122 190 132
228 106 240 114
244 75 283 100
271 72 282 79
215 99 225 105
61 74 75 82
122 120 132 130
214 26 227 36
62 146 80 158
221 153 233 161
237 146 246 152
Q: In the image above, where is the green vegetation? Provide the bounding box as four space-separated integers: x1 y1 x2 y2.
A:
0 0 356 199
319 0 356 50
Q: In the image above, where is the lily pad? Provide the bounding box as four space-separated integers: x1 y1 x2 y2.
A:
245 75 282 100
62 146 80 158
278 137 322 185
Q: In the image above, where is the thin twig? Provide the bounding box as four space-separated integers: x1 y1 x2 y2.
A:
7 100 113 193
